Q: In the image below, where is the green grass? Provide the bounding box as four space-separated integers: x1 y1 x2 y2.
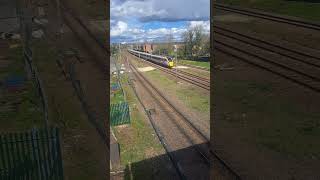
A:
130 55 210 111
66 0 105 18
218 80 320 159
110 83 125 104
0 43 44 131
114 107 163 165
180 59 210 70
112 67 169 179
145 70 210 114
219 0 320 21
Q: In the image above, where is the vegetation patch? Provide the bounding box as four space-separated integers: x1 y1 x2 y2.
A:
0 43 43 131
219 0 320 21
180 59 210 70
32 39 106 180
112 56 170 179
218 79 320 159
66 0 105 18
145 69 210 114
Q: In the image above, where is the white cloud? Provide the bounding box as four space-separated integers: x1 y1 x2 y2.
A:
110 20 212 43
111 0 209 22
110 0 210 43
110 21 128 36
111 0 167 21
111 23 188 43
188 21 210 33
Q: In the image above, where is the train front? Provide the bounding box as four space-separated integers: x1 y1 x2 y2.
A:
167 57 174 68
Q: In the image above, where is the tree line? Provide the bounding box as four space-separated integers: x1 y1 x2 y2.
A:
154 24 210 60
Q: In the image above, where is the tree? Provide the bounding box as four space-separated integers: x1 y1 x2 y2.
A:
200 34 210 56
193 25 204 56
177 45 186 58
111 44 119 56
154 44 168 56
166 31 174 56
182 24 209 58
182 29 194 58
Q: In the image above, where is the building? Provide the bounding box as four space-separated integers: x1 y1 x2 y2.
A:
142 43 154 53
133 42 185 54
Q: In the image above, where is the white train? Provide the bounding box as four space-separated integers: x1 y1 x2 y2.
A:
128 49 174 68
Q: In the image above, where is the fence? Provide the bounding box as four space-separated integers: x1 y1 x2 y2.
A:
110 55 131 127
0 127 64 180
110 102 130 126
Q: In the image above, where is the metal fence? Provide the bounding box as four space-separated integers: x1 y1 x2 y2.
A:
110 102 130 126
0 127 64 180
110 55 131 127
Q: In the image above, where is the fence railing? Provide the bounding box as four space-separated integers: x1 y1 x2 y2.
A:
110 102 130 126
110 55 131 127
0 127 64 180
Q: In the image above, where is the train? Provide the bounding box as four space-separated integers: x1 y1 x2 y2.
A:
128 49 174 68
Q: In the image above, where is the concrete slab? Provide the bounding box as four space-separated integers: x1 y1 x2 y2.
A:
173 65 190 69
138 66 156 72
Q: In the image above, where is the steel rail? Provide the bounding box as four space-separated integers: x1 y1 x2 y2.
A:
214 43 320 93
129 52 210 91
129 58 242 179
128 69 187 180
129 62 211 164
215 3 320 31
176 69 210 83
213 25 320 62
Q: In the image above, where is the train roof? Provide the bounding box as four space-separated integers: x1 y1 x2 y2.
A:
129 49 167 59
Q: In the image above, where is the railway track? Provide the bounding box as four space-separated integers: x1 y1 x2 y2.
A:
128 52 210 91
214 26 320 93
214 3 320 31
57 1 108 145
127 57 240 179
176 68 210 83
60 2 107 72
179 63 210 72
129 61 210 179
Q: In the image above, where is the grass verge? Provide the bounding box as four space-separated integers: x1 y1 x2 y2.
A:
179 59 210 70
145 69 210 114
217 79 320 159
111 56 173 179
0 42 43 131
219 0 320 22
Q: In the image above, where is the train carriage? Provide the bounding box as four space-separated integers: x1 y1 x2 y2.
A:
128 49 174 68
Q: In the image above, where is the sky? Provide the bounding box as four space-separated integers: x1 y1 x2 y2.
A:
110 0 210 44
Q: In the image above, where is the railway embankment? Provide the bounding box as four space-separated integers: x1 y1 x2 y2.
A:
0 40 43 131
213 2 320 178
21 0 109 179
110 54 176 180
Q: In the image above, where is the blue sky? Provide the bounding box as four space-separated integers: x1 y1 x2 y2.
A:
110 0 210 43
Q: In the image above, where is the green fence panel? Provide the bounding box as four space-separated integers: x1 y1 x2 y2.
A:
0 127 64 180
110 102 131 126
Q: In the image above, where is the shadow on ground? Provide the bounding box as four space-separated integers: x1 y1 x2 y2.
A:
111 143 210 180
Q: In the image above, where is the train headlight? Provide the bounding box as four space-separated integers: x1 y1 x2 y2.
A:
169 61 174 67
